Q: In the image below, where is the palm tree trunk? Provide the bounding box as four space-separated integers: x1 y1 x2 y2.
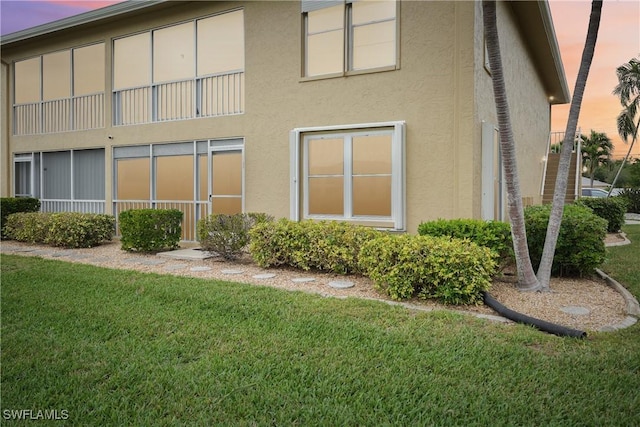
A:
483 1 540 291
536 0 603 289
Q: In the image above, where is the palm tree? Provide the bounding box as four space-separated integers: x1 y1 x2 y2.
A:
581 130 613 188
535 0 602 290
483 0 603 291
609 57 640 194
482 1 540 291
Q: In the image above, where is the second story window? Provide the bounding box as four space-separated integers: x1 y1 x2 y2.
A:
13 43 105 135
113 9 245 126
303 0 397 78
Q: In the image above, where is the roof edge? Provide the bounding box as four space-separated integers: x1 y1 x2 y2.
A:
1 0 168 46
538 0 571 104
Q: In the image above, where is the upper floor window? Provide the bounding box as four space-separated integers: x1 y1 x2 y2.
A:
113 9 245 126
302 0 397 78
13 43 105 135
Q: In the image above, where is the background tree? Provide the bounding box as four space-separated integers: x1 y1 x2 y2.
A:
609 56 640 194
581 130 613 187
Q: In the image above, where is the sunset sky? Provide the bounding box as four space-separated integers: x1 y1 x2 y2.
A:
1 0 639 158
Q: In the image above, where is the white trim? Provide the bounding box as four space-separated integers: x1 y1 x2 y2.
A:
290 121 405 230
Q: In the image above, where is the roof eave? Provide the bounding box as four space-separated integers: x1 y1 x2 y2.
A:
1 0 168 47
538 0 571 104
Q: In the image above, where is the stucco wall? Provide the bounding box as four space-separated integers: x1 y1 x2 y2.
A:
1 0 553 233
474 1 551 211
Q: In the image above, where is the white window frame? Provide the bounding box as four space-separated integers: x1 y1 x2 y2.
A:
290 121 405 230
302 0 398 78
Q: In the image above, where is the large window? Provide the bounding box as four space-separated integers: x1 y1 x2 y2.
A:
291 121 405 229
13 44 105 135
303 0 397 78
113 9 245 125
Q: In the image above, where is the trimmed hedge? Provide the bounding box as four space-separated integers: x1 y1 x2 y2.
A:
524 204 606 276
417 218 513 265
119 209 183 252
4 212 114 248
358 234 496 304
618 188 640 213
249 219 382 274
1 197 40 238
576 197 628 232
197 212 274 260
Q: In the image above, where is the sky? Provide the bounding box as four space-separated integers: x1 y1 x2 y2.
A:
1 0 639 159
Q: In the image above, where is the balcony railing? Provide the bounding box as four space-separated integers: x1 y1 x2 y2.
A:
113 71 244 126
40 199 106 214
13 93 105 136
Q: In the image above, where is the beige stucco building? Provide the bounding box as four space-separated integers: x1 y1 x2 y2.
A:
0 0 569 239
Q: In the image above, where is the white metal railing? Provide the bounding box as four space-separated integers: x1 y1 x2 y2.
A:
13 93 105 136
40 199 106 214
113 71 244 126
113 200 209 242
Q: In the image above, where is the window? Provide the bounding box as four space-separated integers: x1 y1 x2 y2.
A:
291 121 405 229
13 44 105 135
113 9 245 126
303 0 397 78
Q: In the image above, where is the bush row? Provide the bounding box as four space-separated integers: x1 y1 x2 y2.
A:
418 218 512 265
249 219 381 274
119 209 182 252
197 212 274 260
524 204 606 276
359 234 495 304
1 197 40 238
618 188 640 214
576 196 627 232
3 212 115 248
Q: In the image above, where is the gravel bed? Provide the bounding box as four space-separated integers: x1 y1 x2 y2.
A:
1 240 630 332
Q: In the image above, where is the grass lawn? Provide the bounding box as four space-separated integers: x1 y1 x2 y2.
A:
1 228 639 425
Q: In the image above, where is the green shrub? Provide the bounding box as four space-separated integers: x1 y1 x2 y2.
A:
524 204 606 276
417 218 513 265
45 213 115 248
358 234 496 304
3 212 51 243
249 219 382 274
198 212 273 260
618 188 640 213
1 197 40 238
576 197 628 232
4 211 114 248
119 209 183 252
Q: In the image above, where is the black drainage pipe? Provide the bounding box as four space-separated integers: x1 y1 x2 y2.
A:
482 291 587 339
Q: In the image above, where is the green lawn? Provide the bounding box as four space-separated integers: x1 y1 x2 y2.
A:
1 229 639 425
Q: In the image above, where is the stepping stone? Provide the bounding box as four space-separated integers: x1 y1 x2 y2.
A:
190 266 212 272
253 273 276 279
328 280 354 289
89 257 110 263
123 258 140 264
164 264 188 271
139 259 166 266
292 277 316 283
560 306 590 316
222 269 244 275
11 247 36 253
67 254 89 260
